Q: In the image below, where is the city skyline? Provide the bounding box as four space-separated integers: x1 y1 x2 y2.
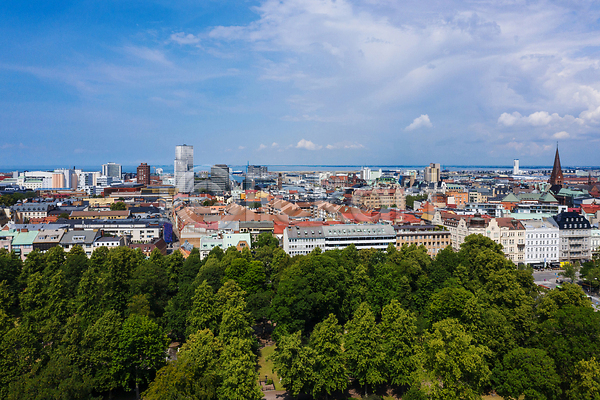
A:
2 1 600 166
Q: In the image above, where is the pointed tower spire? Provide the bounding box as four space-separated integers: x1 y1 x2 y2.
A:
549 145 563 186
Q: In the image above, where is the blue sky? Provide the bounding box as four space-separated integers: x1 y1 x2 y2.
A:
2 0 600 168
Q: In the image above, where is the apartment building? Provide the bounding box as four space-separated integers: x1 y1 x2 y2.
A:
522 218 560 266
394 224 451 256
553 211 592 263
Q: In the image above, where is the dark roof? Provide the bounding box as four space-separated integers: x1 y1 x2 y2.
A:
552 212 591 229
129 206 161 214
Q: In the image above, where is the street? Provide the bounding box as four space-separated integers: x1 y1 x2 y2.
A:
532 270 600 309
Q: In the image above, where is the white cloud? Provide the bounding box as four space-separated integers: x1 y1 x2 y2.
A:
271 142 279 148
326 142 365 150
123 46 173 66
296 139 322 150
170 32 201 45
505 141 553 156
497 112 522 127
498 111 584 127
257 144 268 150
553 131 570 139
405 114 432 131
238 146 246 150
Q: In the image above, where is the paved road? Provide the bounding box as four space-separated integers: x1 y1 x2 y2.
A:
532 270 600 308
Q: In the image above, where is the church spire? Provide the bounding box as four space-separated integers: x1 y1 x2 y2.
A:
549 145 563 186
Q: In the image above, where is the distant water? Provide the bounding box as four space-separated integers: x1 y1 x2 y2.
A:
1 164 598 174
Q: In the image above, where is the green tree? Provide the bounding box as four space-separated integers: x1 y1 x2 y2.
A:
413 318 491 400
110 201 127 211
380 299 418 387
342 263 371 320
20 269 69 343
81 310 122 395
344 302 386 395
74 261 104 328
63 245 89 297
0 325 40 399
196 255 225 292
129 260 169 317
406 194 428 210
6 351 96 400
0 281 13 333
428 286 475 324
493 347 561 400
533 305 600 394
568 357 600 400
218 301 254 344
112 314 168 400
270 252 347 335
187 280 218 337
560 262 580 283
0 249 22 295
224 258 266 295
217 337 263 400
101 247 141 314
126 294 154 317
252 231 279 249
537 283 592 320
271 331 316 397
310 314 348 399
144 329 223 400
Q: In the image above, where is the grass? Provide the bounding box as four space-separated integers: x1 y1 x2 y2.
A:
257 344 284 391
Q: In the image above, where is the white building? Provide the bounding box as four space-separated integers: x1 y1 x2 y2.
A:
591 228 600 256
175 145 194 193
513 159 520 175
102 163 122 179
522 218 560 267
198 233 251 259
283 224 396 256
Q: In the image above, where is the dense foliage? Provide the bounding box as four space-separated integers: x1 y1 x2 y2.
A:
0 232 599 399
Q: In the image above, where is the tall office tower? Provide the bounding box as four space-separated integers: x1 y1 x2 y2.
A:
102 162 122 179
513 159 520 175
424 163 441 183
137 163 151 186
175 145 194 193
211 164 231 194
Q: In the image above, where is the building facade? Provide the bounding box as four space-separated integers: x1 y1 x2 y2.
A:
522 218 560 267
394 224 451 256
102 163 122 179
175 145 194 193
137 163 151 186
553 211 592 263
283 224 396 256
424 163 441 183
211 164 231 194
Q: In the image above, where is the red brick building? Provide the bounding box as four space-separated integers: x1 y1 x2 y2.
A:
137 163 151 186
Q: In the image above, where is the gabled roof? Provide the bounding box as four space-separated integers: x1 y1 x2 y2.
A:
502 193 520 203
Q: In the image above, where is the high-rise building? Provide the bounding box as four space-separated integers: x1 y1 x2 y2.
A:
102 162 122 179
137 163 151 186
424 163 441 183
211 164 231 194
513 159 520 175
175 145 194 193
549 146 564 187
